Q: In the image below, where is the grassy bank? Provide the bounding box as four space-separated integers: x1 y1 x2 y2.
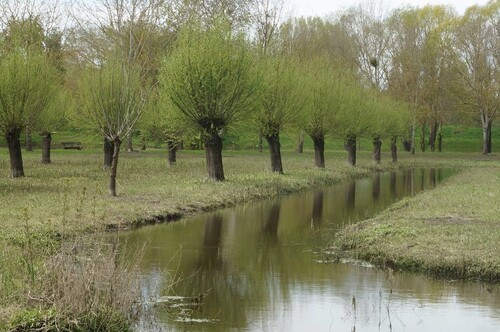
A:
0 147 498 329
331 165 500 282
1 147 401 329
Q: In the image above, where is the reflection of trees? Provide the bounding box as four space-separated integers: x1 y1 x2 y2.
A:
372 174 381 201
390 172 397 200
163 205 290 330
345 181 356 211
420 168 425 191
121 167 499 331
404 169 414 195
182 213 254 329
311 191 324 227
430 168 436 188
198 214 223 270
263 203 280 243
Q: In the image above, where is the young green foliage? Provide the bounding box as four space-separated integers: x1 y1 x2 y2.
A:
78 61 146 196
0 50 56 177
301 58 343 167
366 93 411 163
162 19 259 181
333 74 373 166
255 56 302 173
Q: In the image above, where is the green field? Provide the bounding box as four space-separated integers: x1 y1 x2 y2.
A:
0 142 498 330
10 123 500 153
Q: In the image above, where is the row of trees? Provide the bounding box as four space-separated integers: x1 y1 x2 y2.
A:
0 0 498 195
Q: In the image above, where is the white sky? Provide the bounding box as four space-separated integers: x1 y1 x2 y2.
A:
290 0 491 17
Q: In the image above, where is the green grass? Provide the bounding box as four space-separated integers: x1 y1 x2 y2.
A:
0 145 498 329
0 146 402 329
331 165 500 282
0 148 398 240
10 123 500 153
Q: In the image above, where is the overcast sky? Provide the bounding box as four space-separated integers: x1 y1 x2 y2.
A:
290 0 491 17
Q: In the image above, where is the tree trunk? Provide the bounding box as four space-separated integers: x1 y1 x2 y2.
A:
429 121 438 152
140 133 147 150
104 137 114 168
410 124 416 155
297 131 304 153
126 132 133 152
265 134 283 174
345 135 356 166
204 132 225 181
167 139 177 166
390 136 398 163
420 122 426 152
25 126 33 152
312 135 325 168
42 132 52 164
6 128 24 178
258 130 263 152
109 138 122 197
482 123 489 155
487 121 492 153
373 137 382 164
402 139 411 152
437 127 443 152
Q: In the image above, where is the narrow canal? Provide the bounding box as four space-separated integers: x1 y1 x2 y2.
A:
121 169 500 331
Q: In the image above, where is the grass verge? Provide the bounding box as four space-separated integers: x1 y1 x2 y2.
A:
330 166 500 282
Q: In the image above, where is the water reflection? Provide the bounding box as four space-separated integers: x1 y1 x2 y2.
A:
122 169 500 331
311 191 323 228
345 181 356 210
430 168 436 187
372 173 381 201
405 168 414 194
390 172 397 200
198 214 223 270
263 204 280 242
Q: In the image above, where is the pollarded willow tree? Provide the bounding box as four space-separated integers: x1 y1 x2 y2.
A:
37 89 68 164
367 94 411 163
255 56 302 174
78 62 146 196
71 0 174 156
336 79 372 167
141 89 186 166
301 58 342 168
162 20 259 181
0 50 56 177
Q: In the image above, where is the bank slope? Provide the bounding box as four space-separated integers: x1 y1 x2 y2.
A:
332 167 500 282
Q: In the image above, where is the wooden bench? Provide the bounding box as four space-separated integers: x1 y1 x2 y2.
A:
61 142 83 150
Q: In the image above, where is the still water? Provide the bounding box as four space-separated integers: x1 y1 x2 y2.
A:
121 169 500 331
